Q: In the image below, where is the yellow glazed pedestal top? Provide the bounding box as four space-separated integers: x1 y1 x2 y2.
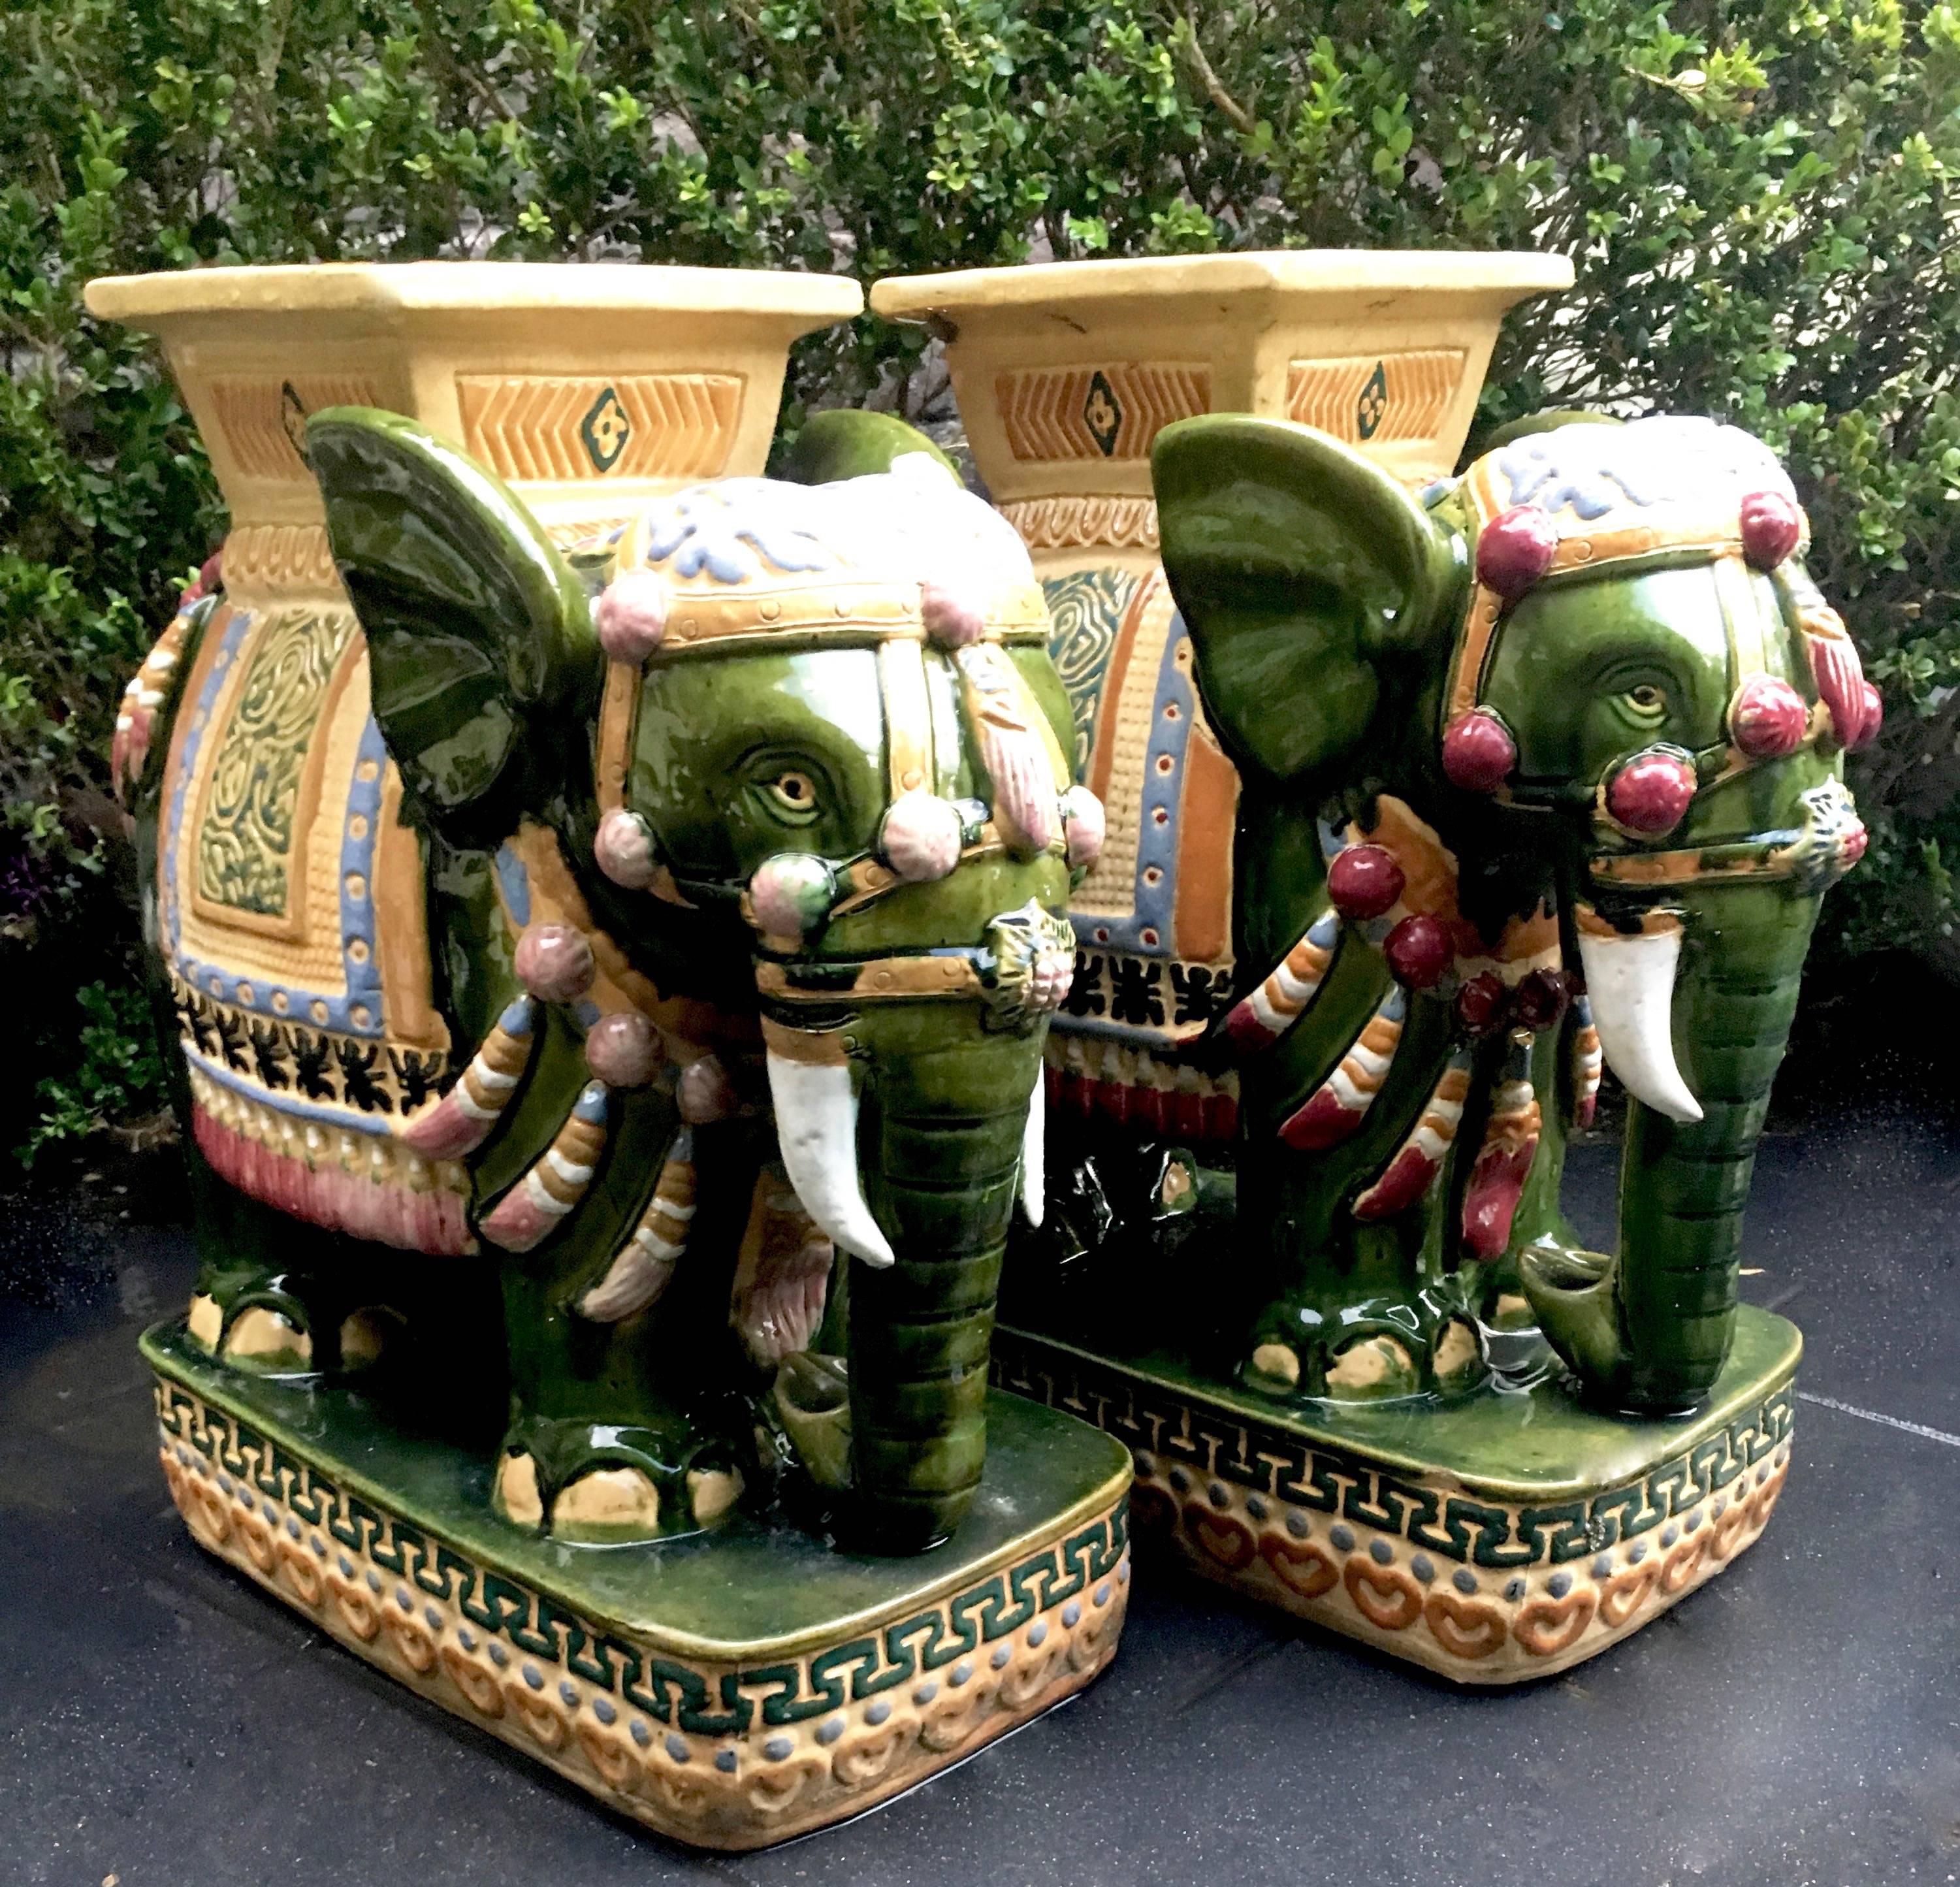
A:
871 250 1573 498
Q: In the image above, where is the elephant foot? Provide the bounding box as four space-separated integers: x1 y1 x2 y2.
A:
1326 1333 1422 1398
335 1305 408 1370
493 1419 745 1543
186 1292 223 1351
1477 1288 1554 1379
1242 1287 1487 1405
185 1276 409 1376
185 1285 315 1373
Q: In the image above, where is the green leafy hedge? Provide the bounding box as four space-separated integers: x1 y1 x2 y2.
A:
4 0 1956 1155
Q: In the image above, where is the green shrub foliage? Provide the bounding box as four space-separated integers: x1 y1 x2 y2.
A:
3 0 1956 1152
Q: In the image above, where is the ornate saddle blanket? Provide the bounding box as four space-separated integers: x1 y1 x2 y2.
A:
1042 566 1242 1140
157 596 466 1250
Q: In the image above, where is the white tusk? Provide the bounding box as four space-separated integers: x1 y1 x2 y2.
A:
1018 1085 1045 1227
1575 914 1703 1123
765 1048 895 1268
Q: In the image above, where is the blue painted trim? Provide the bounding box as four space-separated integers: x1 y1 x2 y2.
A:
166 611 393 1040
182 1042 394 1139
494 841 533 929
1068 608 1195 960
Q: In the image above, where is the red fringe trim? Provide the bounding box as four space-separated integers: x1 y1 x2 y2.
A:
1045 1063 1237 1144
193 1104 471 1256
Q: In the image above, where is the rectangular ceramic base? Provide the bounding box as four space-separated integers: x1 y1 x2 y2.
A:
143 1321 1133 1849
992 1306 1799 1684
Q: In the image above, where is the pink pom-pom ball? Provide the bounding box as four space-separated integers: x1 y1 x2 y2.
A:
585 1011 664 1088
515 922 596 1003
1441 709 1518 794
920 580 988 649
595 807 661 890
749 852 835 939
595 570 669 664
678 1054 739 1125
1475 505 1560 602
879 792 964 883
1729 675 1809 760
1605 749 1697 835
1327 844 1406 921
1739 489 1803 572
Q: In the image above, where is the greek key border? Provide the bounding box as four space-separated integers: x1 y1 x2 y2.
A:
154 1374 1129 1735
991 1332 1792 1570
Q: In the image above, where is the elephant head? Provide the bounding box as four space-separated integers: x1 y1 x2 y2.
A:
1155 412 1867 1415
307 408 1085 1552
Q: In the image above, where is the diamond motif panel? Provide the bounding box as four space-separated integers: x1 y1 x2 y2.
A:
456 374 743 483
997 363 1210 463
1285 349 1466 447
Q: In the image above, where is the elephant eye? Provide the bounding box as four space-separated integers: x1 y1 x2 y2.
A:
1624 685 1669 717
764 769 820 815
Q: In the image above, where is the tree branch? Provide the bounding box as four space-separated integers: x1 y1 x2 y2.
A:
1182 11 1255 137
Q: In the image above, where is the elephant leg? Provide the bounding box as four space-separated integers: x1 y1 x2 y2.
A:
1456 1023 1573 1361
1003 1105 1217 1353
1242 1236 1486 1405
489 1112 763 1544
1238 995 1492 1404
492 1277 752 1543
182 1137 421 1374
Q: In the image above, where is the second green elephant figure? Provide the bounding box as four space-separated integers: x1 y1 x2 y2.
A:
1028 411 1869 1416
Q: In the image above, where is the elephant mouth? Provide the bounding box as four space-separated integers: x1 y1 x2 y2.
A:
751 901 1075 1030
754 903 1068 1269
1574 778 1863 1129
1588 777 1866 897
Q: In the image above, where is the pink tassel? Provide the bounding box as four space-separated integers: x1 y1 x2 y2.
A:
1802 606 1872 749
1461 1037 1541 1262
958 645 1057 855
479 1083 610 1253
1277 988 1407 1152
401 999 536 1158
1352 1053 1473 1222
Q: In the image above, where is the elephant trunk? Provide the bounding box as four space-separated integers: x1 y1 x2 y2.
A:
1526 884 1820 1413
765 1020 1044 1553
848 1078 1032 1553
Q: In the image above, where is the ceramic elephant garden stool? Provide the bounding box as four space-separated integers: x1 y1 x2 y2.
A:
1003 402 1859 1677
97 265 1131 1850
868 257 1852 1680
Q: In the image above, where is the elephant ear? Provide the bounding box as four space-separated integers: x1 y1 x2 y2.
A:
305 407 600 827
1153 416 1461 784
779 410 961 485
1476 408 1624 457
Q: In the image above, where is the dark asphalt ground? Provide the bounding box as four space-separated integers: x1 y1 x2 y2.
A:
4 954 1956 1886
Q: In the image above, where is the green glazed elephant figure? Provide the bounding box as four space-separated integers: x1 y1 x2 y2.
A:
1043 411 1868 1415
126 408 1088 1556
